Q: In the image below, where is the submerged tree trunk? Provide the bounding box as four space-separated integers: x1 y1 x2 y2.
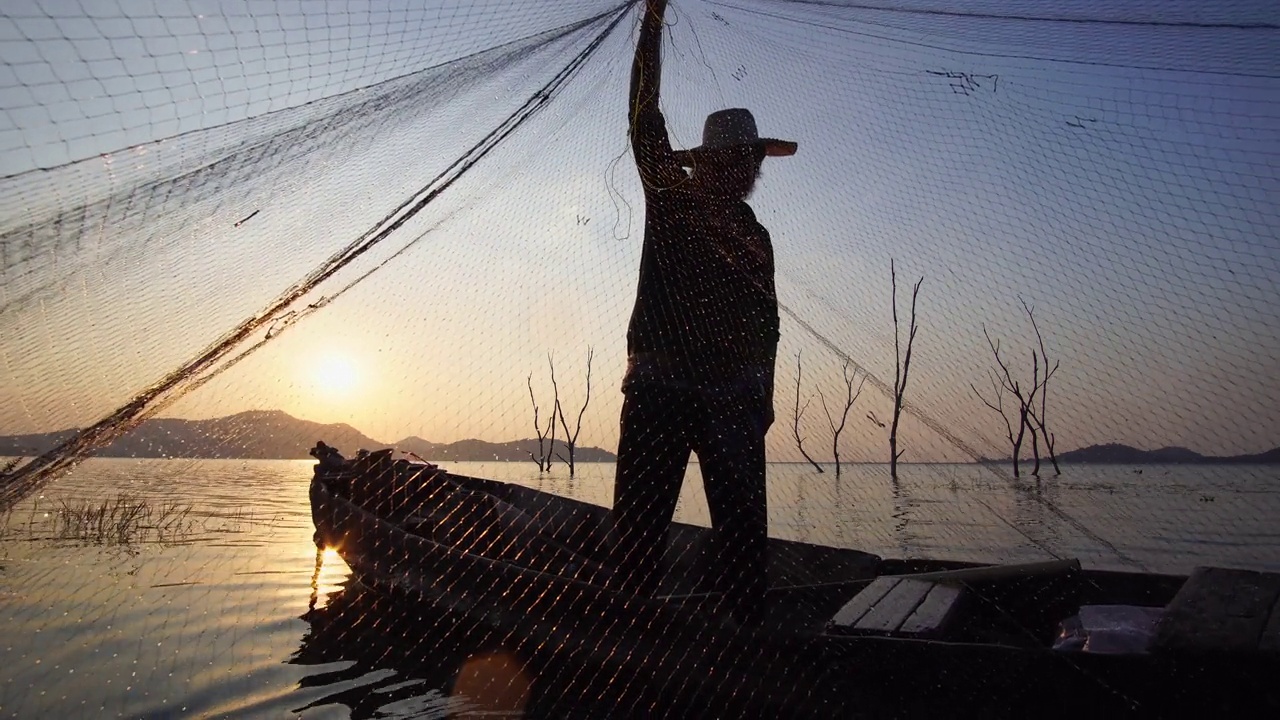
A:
527 373 550 472
889 260 923 481
821 360 864 479
554 347 593 478
1028 423 1041 477
1012 418 1025 478
1022 298 1062 477
792 352 825 473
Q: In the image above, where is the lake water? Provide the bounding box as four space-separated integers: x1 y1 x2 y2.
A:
1 459 1277 718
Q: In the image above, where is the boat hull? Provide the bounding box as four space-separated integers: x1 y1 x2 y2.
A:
309 455 1279 718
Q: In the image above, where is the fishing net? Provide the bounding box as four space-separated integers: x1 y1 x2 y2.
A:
2 0 1277 716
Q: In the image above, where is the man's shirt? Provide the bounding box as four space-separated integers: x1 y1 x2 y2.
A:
625 110 780 385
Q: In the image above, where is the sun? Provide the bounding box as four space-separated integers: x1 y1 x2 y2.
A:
313 353 360 395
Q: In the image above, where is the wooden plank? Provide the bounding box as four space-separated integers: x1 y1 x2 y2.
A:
856 578 934 633
899 583 964 638
1154 567 1280 653
830 577 898 629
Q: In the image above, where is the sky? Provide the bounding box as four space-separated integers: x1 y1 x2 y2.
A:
1 0 1278 462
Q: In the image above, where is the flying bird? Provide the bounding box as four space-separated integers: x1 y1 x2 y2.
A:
234 209 260 227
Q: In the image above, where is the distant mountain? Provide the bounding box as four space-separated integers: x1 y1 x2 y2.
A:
394 436 616 463
0 410 383 460
0 410 616 462
1056 443 1280 465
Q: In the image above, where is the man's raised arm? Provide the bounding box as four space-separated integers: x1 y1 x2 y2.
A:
629 0 683 187
630 0 667 127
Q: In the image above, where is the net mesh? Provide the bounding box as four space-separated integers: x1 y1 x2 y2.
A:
2 0 1278 717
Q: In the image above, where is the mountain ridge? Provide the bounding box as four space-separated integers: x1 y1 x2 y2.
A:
987 442 1280 465
1056 443 1279 464
0 410 617 462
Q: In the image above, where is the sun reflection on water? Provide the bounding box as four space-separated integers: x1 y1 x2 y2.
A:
308 545 351 610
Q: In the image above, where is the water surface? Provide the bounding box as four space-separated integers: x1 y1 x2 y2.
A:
1 459 1277 717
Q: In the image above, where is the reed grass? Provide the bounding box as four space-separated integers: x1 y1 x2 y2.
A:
54 494 195 545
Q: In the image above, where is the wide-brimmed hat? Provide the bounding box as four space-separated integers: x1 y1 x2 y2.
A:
672 108 797 167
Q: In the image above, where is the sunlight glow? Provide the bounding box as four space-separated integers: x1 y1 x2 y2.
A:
322 546 342 565
309 545 351 609
312 353 360 395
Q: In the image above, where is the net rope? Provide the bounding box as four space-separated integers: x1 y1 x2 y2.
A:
0 2 636 511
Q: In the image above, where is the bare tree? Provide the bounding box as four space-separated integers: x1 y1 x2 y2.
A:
890 260 923 480
553 347 593 478
820 359 865 478
973 326 1041 477
1022 299 1062 476
1026 351 1042 476
546 354 559 470
526 373 556 472
971 371 1025 477
792 351 825 473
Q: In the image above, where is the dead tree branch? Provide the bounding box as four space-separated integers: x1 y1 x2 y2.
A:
546 353 558 470
527 373 551 472
793 351 825 473
971 371 1023 477
820 359 865 479
1022 299 1062 476
976 325 1043 477
1026 350 1042 476
554 347 593 478
890 260 923 480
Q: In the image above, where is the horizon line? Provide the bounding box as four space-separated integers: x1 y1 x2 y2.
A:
2 408 1277 461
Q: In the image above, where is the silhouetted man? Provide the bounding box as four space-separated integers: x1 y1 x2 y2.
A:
611 0 796 625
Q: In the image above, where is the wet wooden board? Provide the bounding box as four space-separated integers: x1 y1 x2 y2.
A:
1154 567 1280 653
831 577 898 628
830 576 967 637
857 578 935 633
899 582 964 638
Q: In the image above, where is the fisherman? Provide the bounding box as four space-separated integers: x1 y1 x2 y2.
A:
611 0 796 625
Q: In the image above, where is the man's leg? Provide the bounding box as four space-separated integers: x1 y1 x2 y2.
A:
697 381 771 624
611 383 695 596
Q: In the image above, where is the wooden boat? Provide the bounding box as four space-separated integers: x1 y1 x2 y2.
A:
309 442 1280 718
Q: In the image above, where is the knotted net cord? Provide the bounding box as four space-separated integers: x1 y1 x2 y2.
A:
0 2 637 511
